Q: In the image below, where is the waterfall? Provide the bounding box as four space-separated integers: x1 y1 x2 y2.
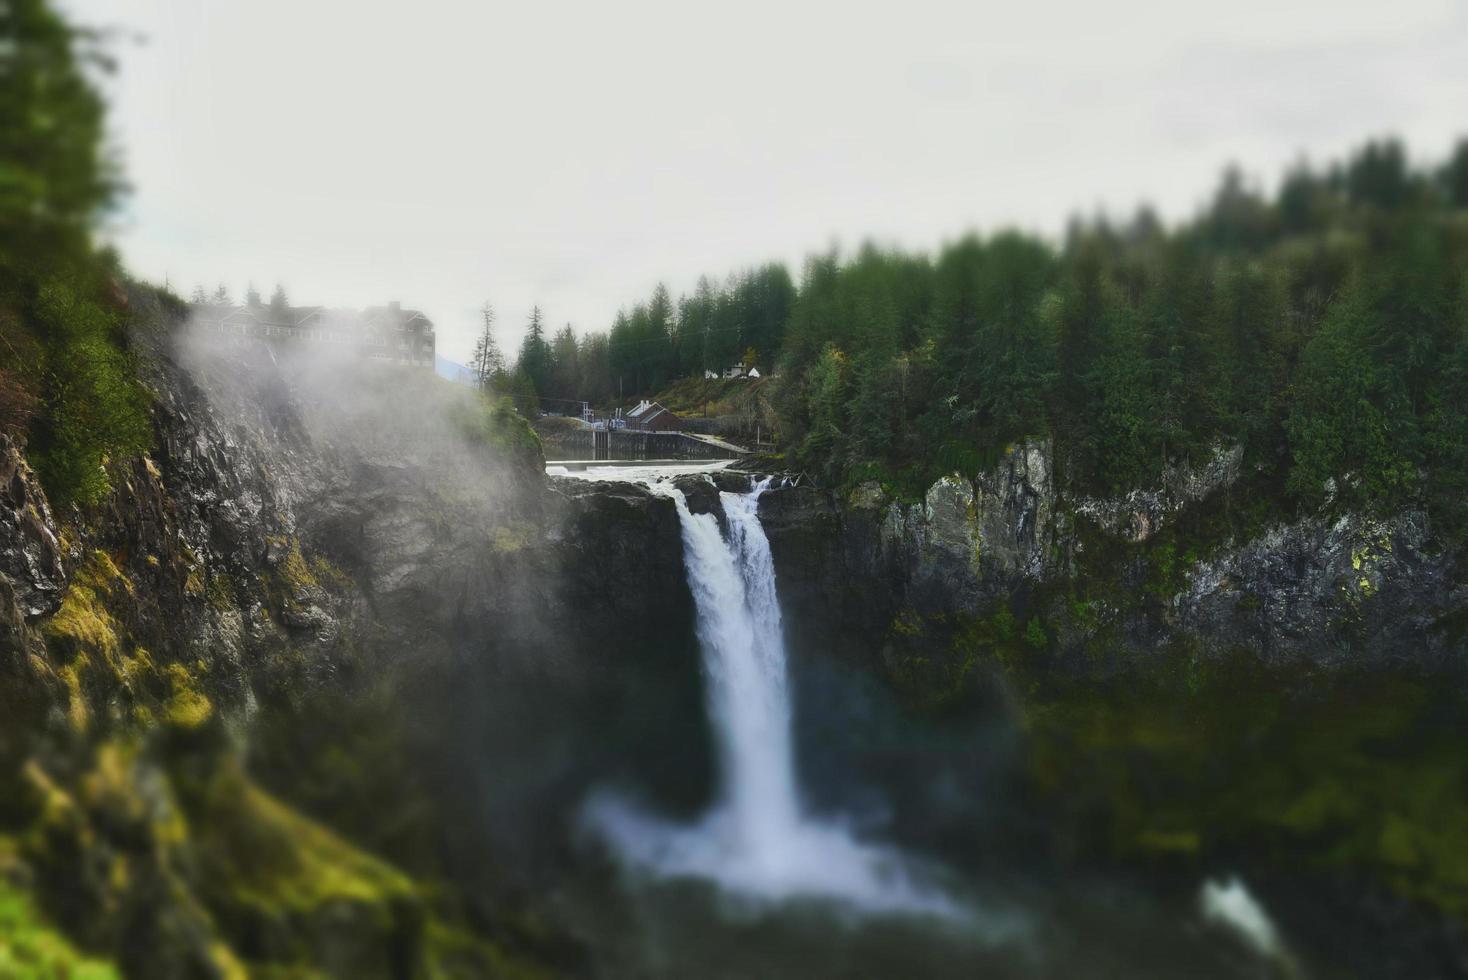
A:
585 473 958 917
676 479 802 864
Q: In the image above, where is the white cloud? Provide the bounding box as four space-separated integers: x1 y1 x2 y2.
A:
67 0 1468 360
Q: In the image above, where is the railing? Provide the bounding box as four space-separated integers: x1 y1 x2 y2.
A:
541 428 743 461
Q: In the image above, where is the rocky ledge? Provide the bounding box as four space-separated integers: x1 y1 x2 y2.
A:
756 439 1465 688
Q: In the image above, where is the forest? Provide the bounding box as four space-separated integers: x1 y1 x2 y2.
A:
499 139 1468 535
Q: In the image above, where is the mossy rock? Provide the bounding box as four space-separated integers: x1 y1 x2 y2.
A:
189 762 426 977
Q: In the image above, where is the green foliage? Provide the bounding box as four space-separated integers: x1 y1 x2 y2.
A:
751 139 1468 544
1023 617 1048 651
1285 287 1418 508
446 384 542 465
24 276 152 506
507 264 794 416
515 306 550 398
494 139 1468 546
0 1 151 507
0 875 120 979
1024 667 1468 924
0 0 120 273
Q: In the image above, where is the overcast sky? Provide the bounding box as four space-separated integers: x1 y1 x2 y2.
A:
65 0 1468 362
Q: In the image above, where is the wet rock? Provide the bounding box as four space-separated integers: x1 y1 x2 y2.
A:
671 473 723 518
760 437 1463 674
1178 510 1462 666
0 433 66 619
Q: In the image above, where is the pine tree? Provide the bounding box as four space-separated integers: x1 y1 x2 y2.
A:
1445 139 1468 208
0 0 119 272
470 303 504 392
517 305 551 399
549 323 580 401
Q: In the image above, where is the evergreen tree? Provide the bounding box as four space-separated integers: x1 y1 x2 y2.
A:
516 305 551 400
470 303 504 392
0 0 119 272
1346 139 1409 209
577 331 613 404
1444 139 1468 208
548 323 580 402
0 0 150 505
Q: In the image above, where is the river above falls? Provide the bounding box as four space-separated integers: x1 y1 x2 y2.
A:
546 459 737 480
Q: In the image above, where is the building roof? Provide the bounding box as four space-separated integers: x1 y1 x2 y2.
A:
363 302 433 332
624 400 679 427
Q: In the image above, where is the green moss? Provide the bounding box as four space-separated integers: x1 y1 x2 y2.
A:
0 878 121 979
1023 617 1048 651
423 920 557 980
41 548 218 734
40 550 142 732
42 550 126 661
195 762 415 916
165 663 214 730
1021 667 1468 923
882 606 1035 711
271 537 319 595
205 573 237 612
305 555 353 593
887 609 922 637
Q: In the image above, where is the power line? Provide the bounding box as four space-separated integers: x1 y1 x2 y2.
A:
581 323 762 349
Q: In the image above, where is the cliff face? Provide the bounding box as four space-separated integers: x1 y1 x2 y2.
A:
0 296 701 978
759 439 1466 699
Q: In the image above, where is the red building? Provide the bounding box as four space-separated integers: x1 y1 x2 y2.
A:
624 399 682 432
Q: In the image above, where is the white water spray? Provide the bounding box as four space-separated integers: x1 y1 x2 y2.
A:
584 472 958 916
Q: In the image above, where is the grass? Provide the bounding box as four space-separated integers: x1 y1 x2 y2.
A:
645 375 768 419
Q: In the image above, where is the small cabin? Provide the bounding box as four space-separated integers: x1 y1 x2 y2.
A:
624 399 682 432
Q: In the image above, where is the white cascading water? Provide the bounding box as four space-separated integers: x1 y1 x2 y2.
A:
586 474 958 916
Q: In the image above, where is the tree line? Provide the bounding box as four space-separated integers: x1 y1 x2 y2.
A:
772 139 1468 536
488 137 1468 537
473 265 795 412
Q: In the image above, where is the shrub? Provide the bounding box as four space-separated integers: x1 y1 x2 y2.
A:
27 276 152 507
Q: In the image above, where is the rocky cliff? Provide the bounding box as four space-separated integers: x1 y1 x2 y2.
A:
758 438 1466 704
0 291 702 977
